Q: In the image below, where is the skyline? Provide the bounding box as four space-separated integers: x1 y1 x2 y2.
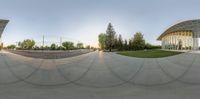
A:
1 0 200 47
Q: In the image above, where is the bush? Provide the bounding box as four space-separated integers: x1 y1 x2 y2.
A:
50 43 57 50
145 43 161 50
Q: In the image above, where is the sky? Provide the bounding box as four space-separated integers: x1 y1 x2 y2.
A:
1 0 200 47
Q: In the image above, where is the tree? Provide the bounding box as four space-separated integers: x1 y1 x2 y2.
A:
62 41 74 50
76 42 84 49
124 39 128 50
18 39 35 50
144 43 152 49
128 39 132 50
106 23 116 51
118 34 123 50
7 44 16 49
132 32 145 50
85 45 90 49
98 33 106 50
113 35 118 49
50 43 57 50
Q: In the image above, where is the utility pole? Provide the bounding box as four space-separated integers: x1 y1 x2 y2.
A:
60 37 62 47
42 35 44 50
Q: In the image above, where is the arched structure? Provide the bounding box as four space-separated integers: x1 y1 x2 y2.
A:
0 19 9 50
157 19 200 50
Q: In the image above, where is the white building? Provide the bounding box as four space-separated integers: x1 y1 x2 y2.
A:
157 19 200 50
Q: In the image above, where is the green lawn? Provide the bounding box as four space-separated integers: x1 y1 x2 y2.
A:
117 50 183 58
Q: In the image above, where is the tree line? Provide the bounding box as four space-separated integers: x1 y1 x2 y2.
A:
6 39 92 50
98 23 161 51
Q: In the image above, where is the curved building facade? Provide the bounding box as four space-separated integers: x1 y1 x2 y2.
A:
0 19 9 49
157 19 200 50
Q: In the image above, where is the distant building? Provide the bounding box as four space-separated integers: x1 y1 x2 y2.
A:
0 19 9 50
157 19 200 50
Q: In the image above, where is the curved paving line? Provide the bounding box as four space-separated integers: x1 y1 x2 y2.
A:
2 51 200 87
104 53 146 86
105 52 196 87
158 54 200 85
105 53 175 87
4 52 95 87
55 52 136 88
1 53 44 85
165 51 194 67
54 52 110 88
1 51 100 87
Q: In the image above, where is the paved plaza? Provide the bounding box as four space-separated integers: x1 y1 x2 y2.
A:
0 51 200 99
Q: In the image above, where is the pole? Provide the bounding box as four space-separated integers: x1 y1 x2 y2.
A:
60 37 62 47
42 35 44 50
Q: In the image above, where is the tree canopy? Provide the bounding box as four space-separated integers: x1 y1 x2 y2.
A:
62 41 74 50
132 32 145 50
98 23 160 51
76 42 84 49
50 43 57 50
98 33 106 50
18 39 35 50
106 23 116 51
7 44 16 49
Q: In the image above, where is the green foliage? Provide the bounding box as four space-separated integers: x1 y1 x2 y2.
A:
145 43 161 49
117 34 123 50
124 40 128 50
50 43 58 50
98 33 106 50
7 44 16 49
131 32 145 50
85 45 91 49
76 42 84 49
18 39 35 50
62 41 74 50
106 23 116 51
57 46 66 50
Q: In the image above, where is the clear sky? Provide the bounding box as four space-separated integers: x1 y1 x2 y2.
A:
1 0 200 47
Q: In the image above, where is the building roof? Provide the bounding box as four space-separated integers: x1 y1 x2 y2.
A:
0 19 9 38
157 19 200 40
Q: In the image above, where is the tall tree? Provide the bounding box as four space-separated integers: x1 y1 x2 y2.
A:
124 39 128 50
132 32 145 50
118 34 123 50
128 39 132 50
113 35 118 49
106 23 116 51
98 33 106 50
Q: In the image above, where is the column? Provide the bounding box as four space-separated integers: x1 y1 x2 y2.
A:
170 34 172 50
162 38 164 49
193 32 199 50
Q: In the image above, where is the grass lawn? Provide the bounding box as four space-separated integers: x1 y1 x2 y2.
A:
117 50 183 58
